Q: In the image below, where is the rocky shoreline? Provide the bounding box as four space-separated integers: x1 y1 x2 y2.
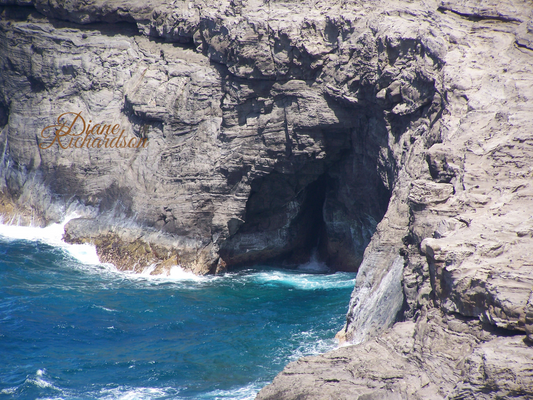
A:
257 308 533 399
1 0 533 397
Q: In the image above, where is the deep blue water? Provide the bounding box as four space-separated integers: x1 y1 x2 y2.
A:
0 230 355 400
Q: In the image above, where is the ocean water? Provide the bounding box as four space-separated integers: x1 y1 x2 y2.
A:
0 222 355 400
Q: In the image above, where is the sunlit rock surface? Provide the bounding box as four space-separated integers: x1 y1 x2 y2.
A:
1 0 533 397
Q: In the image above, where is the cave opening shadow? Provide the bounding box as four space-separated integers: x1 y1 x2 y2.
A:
220 161 390 273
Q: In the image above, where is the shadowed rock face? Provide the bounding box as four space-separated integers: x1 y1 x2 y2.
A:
0 0 440 276
2 0 533 398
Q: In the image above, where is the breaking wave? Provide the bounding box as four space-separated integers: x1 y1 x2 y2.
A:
0 220 355 400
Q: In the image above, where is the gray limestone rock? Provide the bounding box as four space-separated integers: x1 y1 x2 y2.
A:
259 0 533 397
1 0 533 397
256 310 533 399
1 0 440 276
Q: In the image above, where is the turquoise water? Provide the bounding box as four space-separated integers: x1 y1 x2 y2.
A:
0 229 355 400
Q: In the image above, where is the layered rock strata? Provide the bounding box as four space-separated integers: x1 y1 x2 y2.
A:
257 0 533 398
0 0 439 276
258 309 533 400
1 0 533 398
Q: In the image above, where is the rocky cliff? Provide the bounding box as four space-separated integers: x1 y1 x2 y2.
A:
1 0 533 398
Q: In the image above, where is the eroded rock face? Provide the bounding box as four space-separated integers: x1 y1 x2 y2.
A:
257 309 533 400
0 0 441 275
257 0 533 398
1 0 533 397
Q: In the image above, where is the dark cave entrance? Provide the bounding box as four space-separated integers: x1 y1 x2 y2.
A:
218 104 395 272
242 171 328 267
219 168 329 269
219 153 391 272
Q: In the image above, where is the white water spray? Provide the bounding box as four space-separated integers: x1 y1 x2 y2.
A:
0 213 100 265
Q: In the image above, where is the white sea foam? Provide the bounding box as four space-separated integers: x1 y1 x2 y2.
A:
296 252 330 273
137 263 205 281
246 250 355 290
31 376 55 389
23 369 63 393
1 381 179 400
93 305 118 313
288 332 338 362
63 260 214 288
0 215 357 292
117 263 212 284
253 270 355 290
0 216 212 282
0 213 100 265
97 385 179 400
201 382 263 400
